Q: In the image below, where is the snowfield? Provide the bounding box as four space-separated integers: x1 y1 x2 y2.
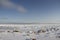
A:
0 24 60 40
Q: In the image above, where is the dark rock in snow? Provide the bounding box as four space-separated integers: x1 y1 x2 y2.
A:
32 38 36 40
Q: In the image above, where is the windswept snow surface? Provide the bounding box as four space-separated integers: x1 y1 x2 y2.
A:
0 24 60 40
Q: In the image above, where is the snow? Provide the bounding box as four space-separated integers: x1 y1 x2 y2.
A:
0 24 60 40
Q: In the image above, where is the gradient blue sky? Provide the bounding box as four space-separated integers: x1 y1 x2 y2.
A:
0 0 60 23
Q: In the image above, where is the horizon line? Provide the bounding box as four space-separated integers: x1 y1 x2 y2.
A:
0 23 60 24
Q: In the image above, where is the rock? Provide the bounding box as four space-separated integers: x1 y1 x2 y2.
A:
56 36 60 38
13 30 19 32
32 38 36 40
37 30 41 33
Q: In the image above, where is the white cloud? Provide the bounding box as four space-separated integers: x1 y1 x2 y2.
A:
17 6 27 13
1 0 27 13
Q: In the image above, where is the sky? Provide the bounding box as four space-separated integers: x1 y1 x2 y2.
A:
0 0 60 23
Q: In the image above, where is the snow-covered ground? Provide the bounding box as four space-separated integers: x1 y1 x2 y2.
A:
0 24 60 40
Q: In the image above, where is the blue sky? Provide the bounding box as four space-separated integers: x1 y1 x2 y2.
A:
0 0 60 23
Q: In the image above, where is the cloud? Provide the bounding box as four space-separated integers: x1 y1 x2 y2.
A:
17 6 27 13
1 0 27 13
